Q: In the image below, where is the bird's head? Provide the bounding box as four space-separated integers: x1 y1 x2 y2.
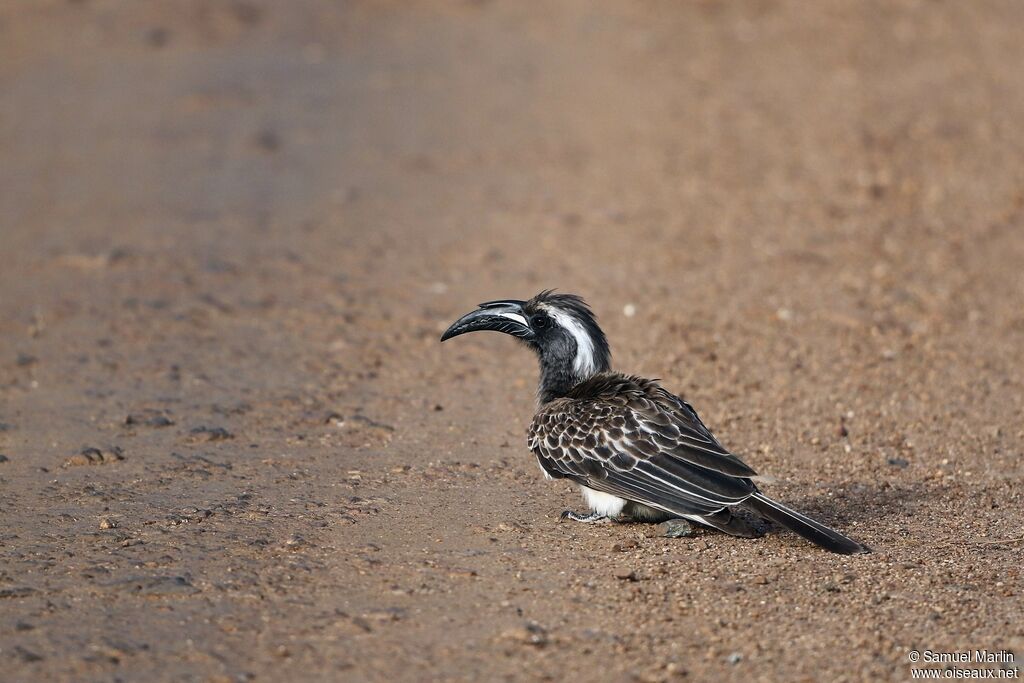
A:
441 290 611 401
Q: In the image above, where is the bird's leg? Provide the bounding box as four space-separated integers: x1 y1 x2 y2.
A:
559 510 609 523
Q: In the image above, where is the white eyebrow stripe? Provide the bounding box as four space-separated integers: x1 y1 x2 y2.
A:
497 312 528 326
541 305 595 377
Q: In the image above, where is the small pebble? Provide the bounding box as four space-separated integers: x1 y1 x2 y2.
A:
64 446 124 467
657 519 696 538
16 353 38 367
255 129 280 152
145 26 170 47
125 410 174 428
189 426 234 441
13 646 43 663
501 622 548 647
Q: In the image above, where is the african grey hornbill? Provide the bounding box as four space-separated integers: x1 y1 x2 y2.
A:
440 290 869 554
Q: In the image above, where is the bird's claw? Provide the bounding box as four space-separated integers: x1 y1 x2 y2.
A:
559 510 609 524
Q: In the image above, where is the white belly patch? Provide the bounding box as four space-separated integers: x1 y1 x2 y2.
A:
580 486 627 517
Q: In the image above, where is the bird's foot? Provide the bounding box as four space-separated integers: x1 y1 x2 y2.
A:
559 510 609 524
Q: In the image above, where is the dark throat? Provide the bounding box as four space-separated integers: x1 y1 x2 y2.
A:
538 359 583 404
535 341 610 404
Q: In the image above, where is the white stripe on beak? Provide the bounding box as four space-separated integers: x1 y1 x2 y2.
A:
497 312 529 326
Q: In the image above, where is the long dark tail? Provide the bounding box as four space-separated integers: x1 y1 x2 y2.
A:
745 493 870 555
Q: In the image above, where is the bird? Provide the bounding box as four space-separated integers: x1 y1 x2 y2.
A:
440 290 870 555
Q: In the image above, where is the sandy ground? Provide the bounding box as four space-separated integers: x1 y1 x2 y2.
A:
2 1 1023 681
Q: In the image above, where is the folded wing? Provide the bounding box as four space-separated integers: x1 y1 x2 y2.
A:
528 375 759 518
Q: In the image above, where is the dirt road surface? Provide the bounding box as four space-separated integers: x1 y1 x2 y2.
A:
2 2 1023 681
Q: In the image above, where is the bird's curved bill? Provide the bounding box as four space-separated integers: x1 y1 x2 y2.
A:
440 300 534 342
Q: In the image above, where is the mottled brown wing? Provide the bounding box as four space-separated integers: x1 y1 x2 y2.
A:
528 387 758 517
644 385 757 477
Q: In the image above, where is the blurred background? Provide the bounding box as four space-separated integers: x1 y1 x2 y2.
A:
1 1 1022 681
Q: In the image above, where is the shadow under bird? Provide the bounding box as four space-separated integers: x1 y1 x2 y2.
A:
440 290 870 555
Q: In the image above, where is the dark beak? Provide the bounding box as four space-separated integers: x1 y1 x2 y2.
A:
440 299 534 342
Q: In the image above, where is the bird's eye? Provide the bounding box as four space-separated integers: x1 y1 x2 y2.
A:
531 314 547 329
